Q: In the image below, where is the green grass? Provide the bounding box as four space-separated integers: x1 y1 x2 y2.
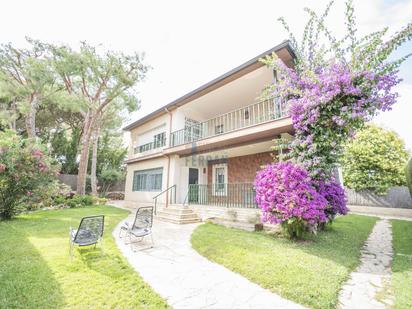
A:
191 214 378 309
0 206 168 309
391 220 412 309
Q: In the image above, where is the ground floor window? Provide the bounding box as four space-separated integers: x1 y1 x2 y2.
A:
132 168 163 191
212 163 227 195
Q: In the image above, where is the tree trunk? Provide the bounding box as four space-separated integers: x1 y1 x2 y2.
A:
76 113 94 195
25 95 38 139
90 127 99 196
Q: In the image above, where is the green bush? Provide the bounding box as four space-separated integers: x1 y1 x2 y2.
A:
342 125 409 194
22 181 71 210
99 168 125 195
95 197 108 205
66 195 95 208
406 157 412 198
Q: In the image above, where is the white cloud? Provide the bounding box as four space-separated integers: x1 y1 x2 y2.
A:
0 0 411 147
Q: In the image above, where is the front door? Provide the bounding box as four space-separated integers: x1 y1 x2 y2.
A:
188 168 199 203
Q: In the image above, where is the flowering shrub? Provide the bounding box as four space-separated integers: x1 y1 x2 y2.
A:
262 0 411 180
21 181 71 210
0 130 59 220
316 179 348 220
255 162 327 238
268 60 400 180
255 1 411 233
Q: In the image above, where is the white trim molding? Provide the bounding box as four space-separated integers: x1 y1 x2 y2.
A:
212 163 228 196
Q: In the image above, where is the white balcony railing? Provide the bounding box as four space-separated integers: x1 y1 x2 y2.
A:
169 97 287 147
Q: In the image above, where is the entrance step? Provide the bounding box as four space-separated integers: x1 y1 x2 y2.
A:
156 204 201 224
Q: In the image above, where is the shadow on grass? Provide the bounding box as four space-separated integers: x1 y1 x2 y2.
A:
0 221 64 309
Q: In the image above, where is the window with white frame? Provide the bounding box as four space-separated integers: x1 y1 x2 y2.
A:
153 132 166 148
215 124 224 134
132 168 163 191
184 117 202 143
212 163 227 195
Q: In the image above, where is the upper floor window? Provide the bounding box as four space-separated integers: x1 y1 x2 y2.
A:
134 131 166 154
132 168 163 191
184 118 202 143
215 124 224 134
153 132 166 148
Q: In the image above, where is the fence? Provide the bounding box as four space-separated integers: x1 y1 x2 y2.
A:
58 174 125 193
187 183 412 210
187 183 258 208
346 186 412 209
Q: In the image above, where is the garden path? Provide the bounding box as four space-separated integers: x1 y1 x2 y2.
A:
112 207 305 309
338 219 394 308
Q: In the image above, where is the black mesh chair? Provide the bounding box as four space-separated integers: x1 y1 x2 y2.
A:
69 215 104 258
119 206 154 249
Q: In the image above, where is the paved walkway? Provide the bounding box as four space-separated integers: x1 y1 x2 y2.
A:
113 211 304 309
338 219 394 308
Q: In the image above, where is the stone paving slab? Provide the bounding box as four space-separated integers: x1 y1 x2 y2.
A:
113 212 305 309
338 219 394 309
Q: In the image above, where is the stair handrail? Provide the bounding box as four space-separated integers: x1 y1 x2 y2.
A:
152 184 176 215
182 189 189 207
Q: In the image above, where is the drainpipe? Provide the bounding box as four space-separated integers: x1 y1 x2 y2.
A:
164 107 173 207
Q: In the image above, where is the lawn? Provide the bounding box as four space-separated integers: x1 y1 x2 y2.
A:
0 206 168 309
191 214 378 309
391 219 412 309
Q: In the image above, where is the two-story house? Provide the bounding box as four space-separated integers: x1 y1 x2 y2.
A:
123 41 296 222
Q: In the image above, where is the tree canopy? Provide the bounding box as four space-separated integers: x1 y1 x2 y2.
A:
342 124 409 194
48 41 148 194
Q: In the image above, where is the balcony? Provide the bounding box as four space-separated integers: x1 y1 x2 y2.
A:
169 97 288 148
134 138 166 154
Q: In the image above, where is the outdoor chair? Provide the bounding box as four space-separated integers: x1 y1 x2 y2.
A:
119 206 154 250
69 215 104 258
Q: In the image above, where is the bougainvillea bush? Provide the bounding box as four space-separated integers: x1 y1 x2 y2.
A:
262 0 411 180
316 179 348 221
0 130 59 220
255 1 411 236
255 162 328 238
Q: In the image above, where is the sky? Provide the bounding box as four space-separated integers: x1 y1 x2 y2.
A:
1 0 411 149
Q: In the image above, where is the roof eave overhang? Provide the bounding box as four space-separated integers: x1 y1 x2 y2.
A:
123 40 296 131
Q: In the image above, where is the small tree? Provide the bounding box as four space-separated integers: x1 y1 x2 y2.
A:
0 130 59 220
99 168 125 196
406 157 412 198
342 125 409 194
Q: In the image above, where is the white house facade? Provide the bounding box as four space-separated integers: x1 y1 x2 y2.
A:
123 41 296 217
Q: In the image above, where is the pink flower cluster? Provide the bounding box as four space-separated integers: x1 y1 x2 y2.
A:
273 60 401 179
255 162 328 226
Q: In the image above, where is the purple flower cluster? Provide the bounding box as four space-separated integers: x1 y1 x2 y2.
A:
255 162 328 226
272 60 401 179
316 179 348 219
